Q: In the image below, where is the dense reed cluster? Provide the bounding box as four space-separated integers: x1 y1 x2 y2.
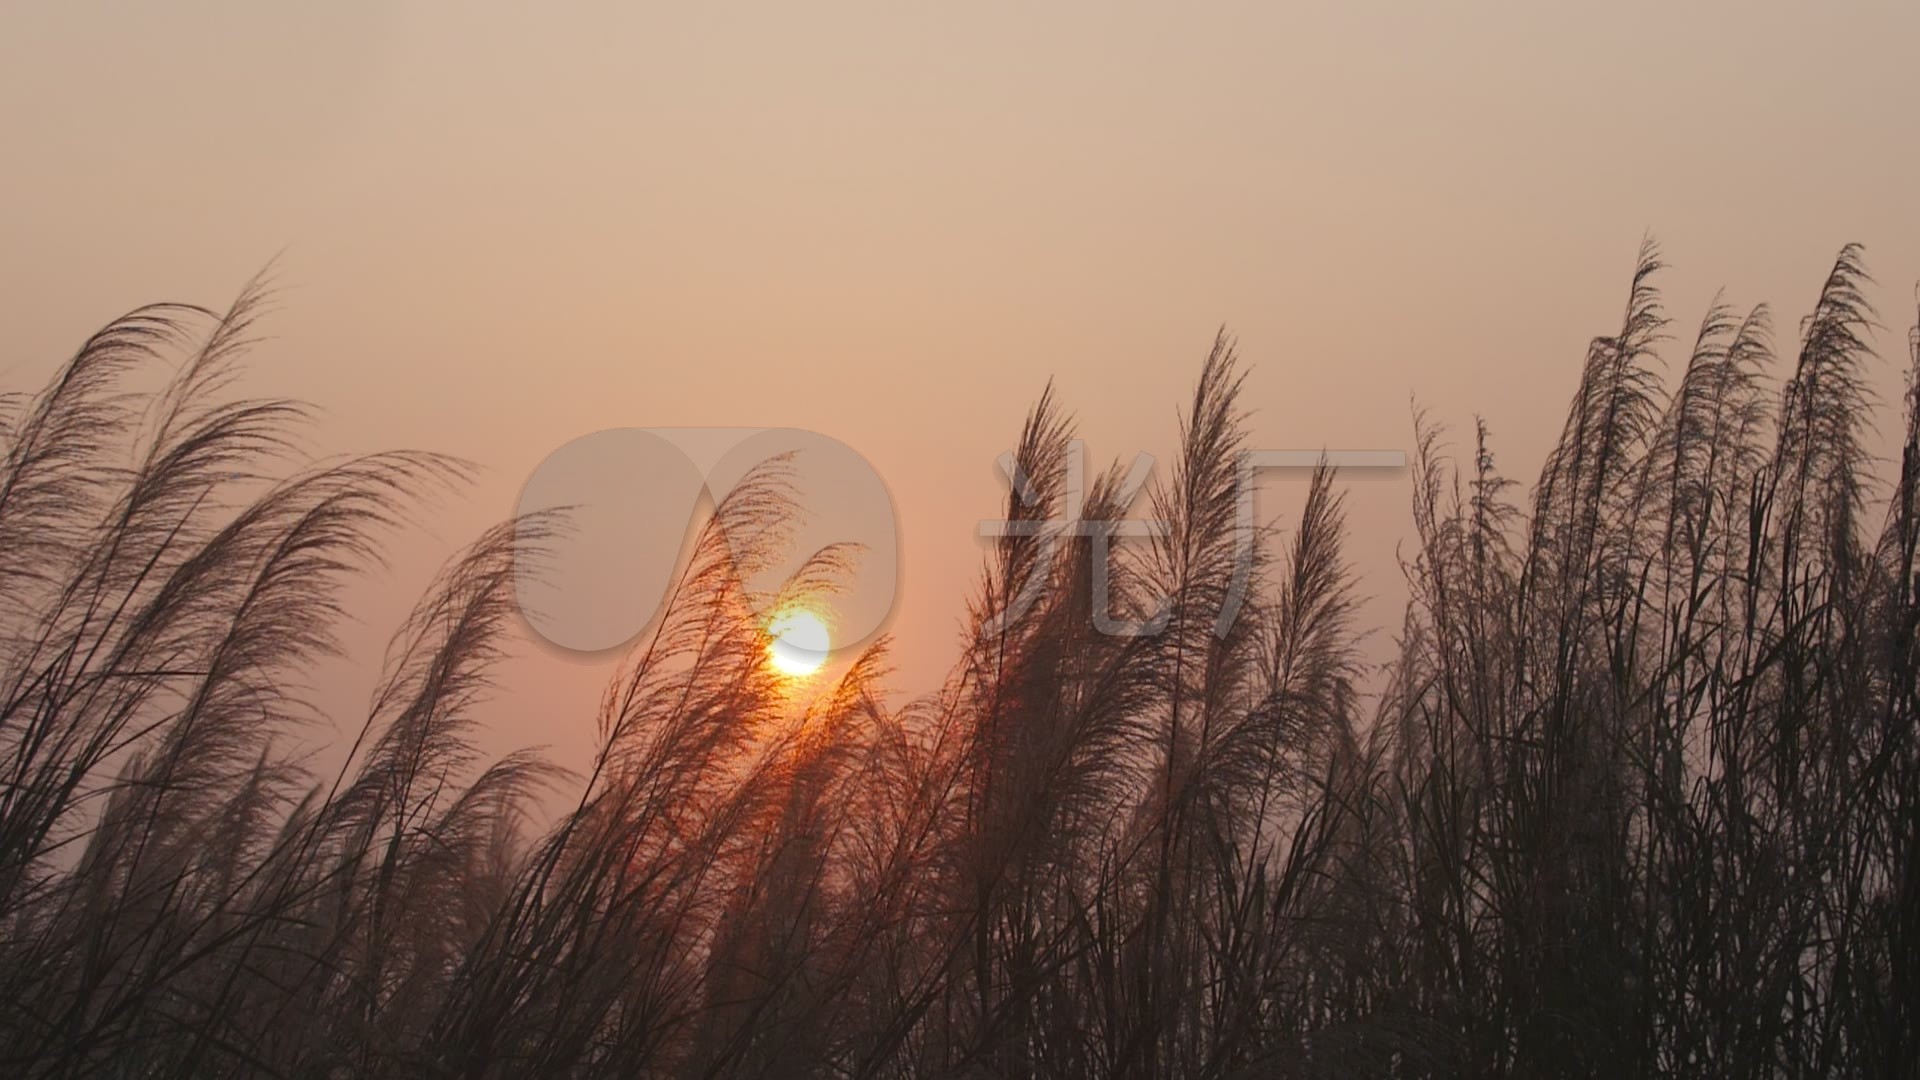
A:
2 244 1917 1077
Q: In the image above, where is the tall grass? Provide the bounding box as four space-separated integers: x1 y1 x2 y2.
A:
1 245 1916 1077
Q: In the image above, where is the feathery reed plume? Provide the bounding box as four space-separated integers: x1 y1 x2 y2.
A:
5 249 1918 1077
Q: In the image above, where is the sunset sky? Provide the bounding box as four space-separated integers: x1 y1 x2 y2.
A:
5 2 1917 774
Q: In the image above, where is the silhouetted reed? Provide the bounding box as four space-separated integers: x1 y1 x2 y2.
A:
2 245 1916 1077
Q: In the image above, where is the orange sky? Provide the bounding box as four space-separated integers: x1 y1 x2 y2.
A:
4 3 1917 776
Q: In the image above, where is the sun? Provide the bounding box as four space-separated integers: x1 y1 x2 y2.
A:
766 607 830 677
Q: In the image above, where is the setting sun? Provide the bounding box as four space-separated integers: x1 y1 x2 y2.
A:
766 608 830 677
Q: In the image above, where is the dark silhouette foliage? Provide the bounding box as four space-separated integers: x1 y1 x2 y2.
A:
2 246 1917 1077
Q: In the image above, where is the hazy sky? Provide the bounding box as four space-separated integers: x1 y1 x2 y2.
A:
5 3 1917 773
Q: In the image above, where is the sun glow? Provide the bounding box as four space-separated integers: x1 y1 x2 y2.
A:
766 607 830 677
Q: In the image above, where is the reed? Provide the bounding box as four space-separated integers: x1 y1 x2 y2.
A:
2 245 1915 1077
